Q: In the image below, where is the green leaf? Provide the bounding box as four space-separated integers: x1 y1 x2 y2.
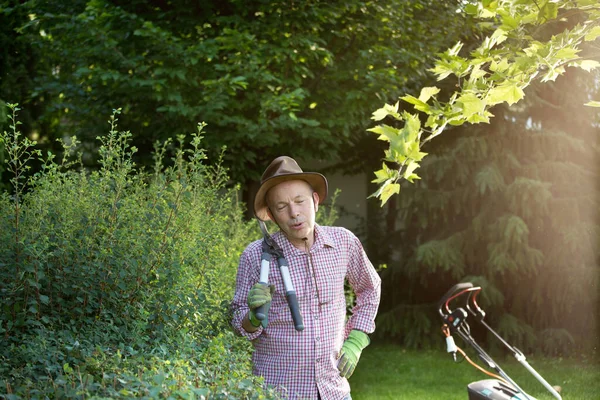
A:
499 11 519 31
369 175 400 206
63 363 73 374
371 102 400 121
491 28 507 46
479 7 496 19
401 95 429 112
572 60 600 72
403 113 421 142
537 2 558 22
193 388 210 397
153 373 166 385
371 163 397 184
554 47 579 60
367 125 399 142
584 26 600 42
456 93 485 118
489 58 510 73
448 41 463 57
372 169 389 184
425 114 439 129
403 161 420 180
407 147 428 162
405 173 421 183
371 108 389 121
486 82 525 106
418 87 440 103
467 113 491 124
464 3 478 16
380 182 400 206
541 66 564 82
469 65 487 81
431 63 453 81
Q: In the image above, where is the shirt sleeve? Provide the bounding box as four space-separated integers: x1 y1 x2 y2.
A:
231 244 264 341
345 233 381 336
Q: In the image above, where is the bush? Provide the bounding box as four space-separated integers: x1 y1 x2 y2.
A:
0 105 278 399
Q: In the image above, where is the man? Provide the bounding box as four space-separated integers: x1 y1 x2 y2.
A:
231 156 381 400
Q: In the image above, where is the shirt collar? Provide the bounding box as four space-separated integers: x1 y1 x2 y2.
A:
314 224 335 249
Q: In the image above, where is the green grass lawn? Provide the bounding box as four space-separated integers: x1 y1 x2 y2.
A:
350 343 599 400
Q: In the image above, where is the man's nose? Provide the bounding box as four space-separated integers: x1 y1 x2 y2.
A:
288 203 301 217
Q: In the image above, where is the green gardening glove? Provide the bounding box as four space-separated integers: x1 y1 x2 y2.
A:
336 330 370 378
247 283 275 328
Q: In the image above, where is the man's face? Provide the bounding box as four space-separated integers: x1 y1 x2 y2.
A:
266 180 320 249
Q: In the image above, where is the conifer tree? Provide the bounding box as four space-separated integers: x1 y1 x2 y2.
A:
370 0 600 353
376 69 599 353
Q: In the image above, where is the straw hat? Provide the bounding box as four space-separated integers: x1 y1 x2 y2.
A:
254 156 328 221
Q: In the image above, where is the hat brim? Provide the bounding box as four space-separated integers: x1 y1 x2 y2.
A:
254 173 328 221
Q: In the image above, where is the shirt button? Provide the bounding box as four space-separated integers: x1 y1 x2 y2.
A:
314 315 319 320
315 337 320 342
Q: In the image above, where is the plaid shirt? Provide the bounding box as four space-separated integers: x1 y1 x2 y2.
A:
231 225 381 400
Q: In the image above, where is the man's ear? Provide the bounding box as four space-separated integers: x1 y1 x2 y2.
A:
312 191 320 213
266 208 274 221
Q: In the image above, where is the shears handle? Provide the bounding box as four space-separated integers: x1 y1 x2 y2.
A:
255 252 271 321
277 256 304 331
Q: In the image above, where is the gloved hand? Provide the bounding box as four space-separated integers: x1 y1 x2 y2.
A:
247 283 275 328
336 330 370 379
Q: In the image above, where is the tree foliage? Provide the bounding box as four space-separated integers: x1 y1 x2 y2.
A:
367 0 600 353
1 0 472 191
369 0 600 203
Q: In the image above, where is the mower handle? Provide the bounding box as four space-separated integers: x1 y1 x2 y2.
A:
437 282 473 313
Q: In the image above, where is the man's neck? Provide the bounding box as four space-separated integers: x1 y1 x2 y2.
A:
288 235 314 251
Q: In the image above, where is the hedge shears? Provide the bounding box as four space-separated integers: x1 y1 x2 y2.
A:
254 219 304 331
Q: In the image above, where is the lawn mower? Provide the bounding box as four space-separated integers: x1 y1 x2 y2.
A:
438 282 563 400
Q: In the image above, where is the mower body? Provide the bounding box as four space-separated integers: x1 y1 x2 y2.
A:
467 379 533 400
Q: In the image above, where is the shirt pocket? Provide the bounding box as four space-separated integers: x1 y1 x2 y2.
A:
266 301 292 328
268 281 309 328
316 264 346 305
269 278 289 314
270 256 312 311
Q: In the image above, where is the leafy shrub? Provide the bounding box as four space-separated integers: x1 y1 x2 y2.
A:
0 105 278 399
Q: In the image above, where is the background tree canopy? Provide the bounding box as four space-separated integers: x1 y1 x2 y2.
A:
0 0 474 205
